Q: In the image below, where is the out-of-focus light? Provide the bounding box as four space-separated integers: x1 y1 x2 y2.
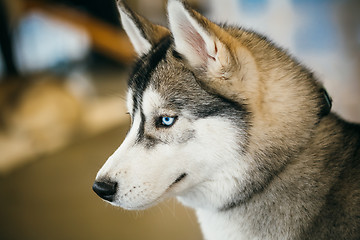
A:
14 11 90 74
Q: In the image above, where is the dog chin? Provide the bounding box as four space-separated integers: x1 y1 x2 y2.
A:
105 200 146 210
107 194 165 211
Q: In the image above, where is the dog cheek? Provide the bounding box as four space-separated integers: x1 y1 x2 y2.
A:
124 146 178 184
176 128 196 144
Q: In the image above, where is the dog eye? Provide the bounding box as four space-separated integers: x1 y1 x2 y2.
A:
162 116 175 126
158 116 177 128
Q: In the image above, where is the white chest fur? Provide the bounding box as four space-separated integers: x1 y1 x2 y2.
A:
195 209 255 240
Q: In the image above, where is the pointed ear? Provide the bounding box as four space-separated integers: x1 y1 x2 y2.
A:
117 0 170 56
167 0 234 74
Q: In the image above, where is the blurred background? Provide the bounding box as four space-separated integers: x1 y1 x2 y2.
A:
0 0 359 239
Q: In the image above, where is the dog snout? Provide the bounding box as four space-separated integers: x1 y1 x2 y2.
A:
92 180 118 202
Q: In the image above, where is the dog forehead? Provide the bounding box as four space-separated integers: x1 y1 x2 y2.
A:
151 57 205 101
128 49 200 113
141 87 165 116
130 62 193 116
127 36 172 112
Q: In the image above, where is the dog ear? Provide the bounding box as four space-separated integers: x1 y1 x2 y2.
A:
167 0 234 76
117 0 170 56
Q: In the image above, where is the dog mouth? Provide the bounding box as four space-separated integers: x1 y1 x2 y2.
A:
169 173 187 188
122 173 188 210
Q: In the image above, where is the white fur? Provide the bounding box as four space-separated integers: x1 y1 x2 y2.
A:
96 110 170 209
196 209 252 240
126 89 133 114
142 87 164 117
118 5 152 56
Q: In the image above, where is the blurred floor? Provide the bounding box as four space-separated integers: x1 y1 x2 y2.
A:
0 122 202 240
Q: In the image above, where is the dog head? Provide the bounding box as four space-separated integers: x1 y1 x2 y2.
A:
93 0 327 211
93 0 251 210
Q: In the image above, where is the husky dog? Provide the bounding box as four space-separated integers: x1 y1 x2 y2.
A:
93 0 360 239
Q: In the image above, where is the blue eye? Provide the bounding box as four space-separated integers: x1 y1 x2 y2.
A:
161 116 176 127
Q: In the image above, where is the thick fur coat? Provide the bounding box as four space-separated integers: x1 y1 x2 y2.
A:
93 1 360 239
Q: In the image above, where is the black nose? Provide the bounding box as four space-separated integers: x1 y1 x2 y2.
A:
92 181 117 202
